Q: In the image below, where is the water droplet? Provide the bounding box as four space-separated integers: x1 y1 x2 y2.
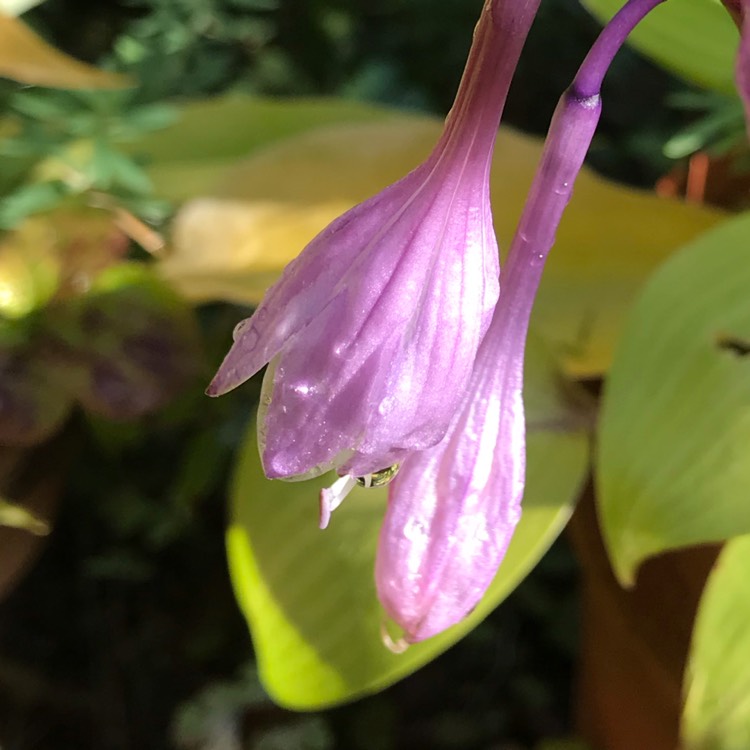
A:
232 319 248 341
356 464 400 489
378 396 394 415
403 516 427 542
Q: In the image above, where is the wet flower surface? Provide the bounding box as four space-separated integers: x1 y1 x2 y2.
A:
375 0 672 641
207 0 536 487
375 309 528 642
211 0 668 644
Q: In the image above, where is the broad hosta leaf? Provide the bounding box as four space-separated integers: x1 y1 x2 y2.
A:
683 535 750 750
136 96 396 202
165 198 346 306
0 13 131 89
534 146 721 377
597 211 750 586
226 338 590 709
582 0 737 94
159 98 721 378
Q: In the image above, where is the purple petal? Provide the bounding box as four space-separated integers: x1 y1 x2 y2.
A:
206 163 434 397
256 165 499 479
375 317 526 642
207 0 540 481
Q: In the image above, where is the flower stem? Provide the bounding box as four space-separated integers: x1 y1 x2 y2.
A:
501 0 669 324
440 0 542 168
573 0 668 98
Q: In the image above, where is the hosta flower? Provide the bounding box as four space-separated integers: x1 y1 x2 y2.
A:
208 0 536 497
375 294 527 642
375 0 672 641
376 55 607 644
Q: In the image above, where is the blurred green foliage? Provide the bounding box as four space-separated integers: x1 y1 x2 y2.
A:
0 0 743 241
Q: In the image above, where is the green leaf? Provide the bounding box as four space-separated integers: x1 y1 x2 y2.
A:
226 338 590 709
597 211 750 586
0 13 132 89
119 103 179 136
663 97 746 159
132 95 399 201
683 535 750 750
582 0 738 93
106 150 154 195
0 180 70 229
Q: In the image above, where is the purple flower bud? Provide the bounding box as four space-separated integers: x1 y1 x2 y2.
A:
375 308 527 642
375 87 601 643
375 0 668 643
208 0 536 487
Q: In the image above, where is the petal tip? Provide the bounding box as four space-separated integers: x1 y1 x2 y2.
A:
206 364 248 397
204 379 224 397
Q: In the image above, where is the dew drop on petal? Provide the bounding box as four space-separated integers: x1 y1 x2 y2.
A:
292 382 313 396
377 395 395 416
356 463 400 488
232 319 249 341
403 516 427 543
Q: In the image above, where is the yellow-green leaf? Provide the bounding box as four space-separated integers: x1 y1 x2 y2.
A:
138 96 397 201
159 98 721 377
597 211 750 586
0 13 131 89
683 535 750 750
0 497 49 535
164 198 351 306
226 338 590 709
0 217 60 318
